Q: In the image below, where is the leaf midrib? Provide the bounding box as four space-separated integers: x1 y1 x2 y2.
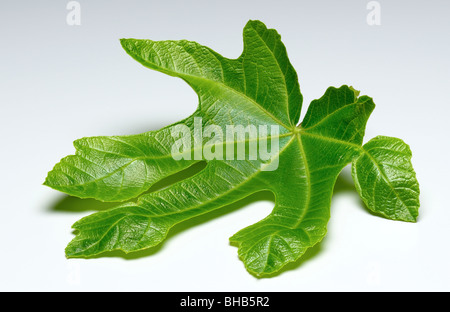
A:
247 24 291 124
361 149 416 219
240 129 364 274
69 135 299 256
133 135 298 220
301 98 371 132
51 132 294 189
123 43 294 131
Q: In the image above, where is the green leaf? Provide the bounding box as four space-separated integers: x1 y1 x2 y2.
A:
230 86 374 275
351 136 420 222
120 19 303 128
45 20 419 277
44 115 198 202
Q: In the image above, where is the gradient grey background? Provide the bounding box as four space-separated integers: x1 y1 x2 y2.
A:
1 0 449 291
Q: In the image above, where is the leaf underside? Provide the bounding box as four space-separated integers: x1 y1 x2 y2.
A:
352 136 420 222
45 20 420 277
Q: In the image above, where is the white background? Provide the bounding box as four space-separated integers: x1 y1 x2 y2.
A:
0 0 449 291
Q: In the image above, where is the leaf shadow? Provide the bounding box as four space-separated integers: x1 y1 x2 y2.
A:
47 167 360 268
